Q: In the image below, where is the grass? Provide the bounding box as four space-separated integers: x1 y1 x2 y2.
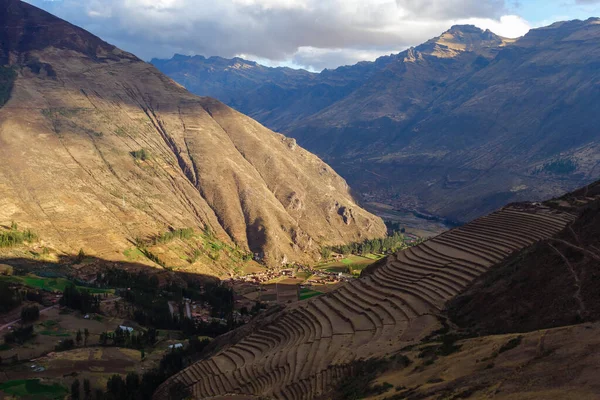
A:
0 379 68 399
39 331 71 337
39 320 71 337
295 271 313 280
299 288 322 300
123 247 144 261
319 254 380 269
0 274 113 294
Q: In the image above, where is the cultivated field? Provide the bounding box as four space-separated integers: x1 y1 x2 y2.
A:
154 204 575 399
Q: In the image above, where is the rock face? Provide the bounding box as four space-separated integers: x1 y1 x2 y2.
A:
0 0 386 271
154 21 600 223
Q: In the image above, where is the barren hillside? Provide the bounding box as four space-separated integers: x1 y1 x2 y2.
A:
0 0 386 273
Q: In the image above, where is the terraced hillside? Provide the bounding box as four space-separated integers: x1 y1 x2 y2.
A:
154 203 575 399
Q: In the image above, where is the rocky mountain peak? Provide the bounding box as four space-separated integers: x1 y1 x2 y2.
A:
0 0 136 65
416 24 507 58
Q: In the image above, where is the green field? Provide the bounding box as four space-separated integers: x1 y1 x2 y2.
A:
299 288 323 300
38 320 71 337
318 254 383 269
295 271 313 280
0 379 67 399
0 274 113 294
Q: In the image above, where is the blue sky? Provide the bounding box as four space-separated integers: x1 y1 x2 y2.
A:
514 0 600 26
25 0 600 71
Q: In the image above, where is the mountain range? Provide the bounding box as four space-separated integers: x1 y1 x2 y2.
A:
153 21 600 223
0 0 385 273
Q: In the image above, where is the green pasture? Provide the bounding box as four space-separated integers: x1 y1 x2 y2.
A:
0 274 113 294
0 379 67 399
299 288 323 300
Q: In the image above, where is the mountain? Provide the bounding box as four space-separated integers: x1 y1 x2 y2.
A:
155 181 600 399
153 21 600 223
0 0 386 273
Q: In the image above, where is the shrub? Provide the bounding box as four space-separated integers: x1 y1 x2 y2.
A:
499 336 523 354
131 148 150 161
55 339 75 352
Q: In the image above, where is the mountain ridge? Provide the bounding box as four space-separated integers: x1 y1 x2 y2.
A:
153 21 600 223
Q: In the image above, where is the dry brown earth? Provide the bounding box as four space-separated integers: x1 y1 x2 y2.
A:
155 203 574 399
0 0 385 273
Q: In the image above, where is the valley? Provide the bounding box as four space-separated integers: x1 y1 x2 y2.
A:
154 20 600 224
1 0 600 399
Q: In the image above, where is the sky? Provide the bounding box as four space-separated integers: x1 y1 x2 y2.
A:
25 0 600 71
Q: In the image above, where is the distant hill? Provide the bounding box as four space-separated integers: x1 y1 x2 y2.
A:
154 20 600 223
0 0 386 273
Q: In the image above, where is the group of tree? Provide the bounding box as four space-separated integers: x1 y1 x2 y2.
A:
99 327 157 349
70 378 91 400
4 325 34 345
150 228 194 245
60 285 101 314
97 268 159 290
95 337 210 399
0 222 37 248
0 281 21 312
324 231 408 258
76 328 90 346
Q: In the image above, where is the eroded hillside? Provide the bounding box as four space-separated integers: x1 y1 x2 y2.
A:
0 0 386 273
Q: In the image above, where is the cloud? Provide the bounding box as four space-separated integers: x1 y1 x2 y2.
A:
456 15 531 38
25 0 530 70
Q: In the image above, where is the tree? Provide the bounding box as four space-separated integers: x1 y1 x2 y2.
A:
21 305 40 323
83 379 91 399
71 379 80 400
99 332 108 346
76 329 83 346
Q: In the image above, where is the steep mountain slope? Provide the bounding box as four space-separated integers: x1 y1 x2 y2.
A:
354 182 600 400
0 0 386 273
155 195 576 398
156 181 600 400
155 22 600 223
449 180 600 334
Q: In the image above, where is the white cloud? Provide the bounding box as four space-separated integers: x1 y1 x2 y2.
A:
457 15 531 38
25 0 532 70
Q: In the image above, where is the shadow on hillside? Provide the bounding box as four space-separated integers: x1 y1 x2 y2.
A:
0 254 221 285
